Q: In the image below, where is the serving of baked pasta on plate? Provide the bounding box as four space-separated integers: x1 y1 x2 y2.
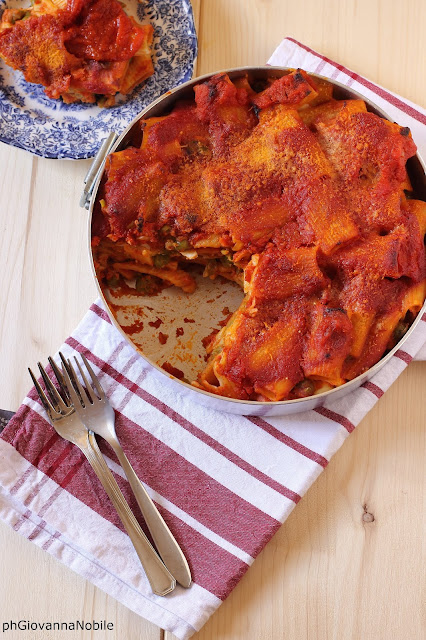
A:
91 69 426 403
0 0 154 107
0 0 197 158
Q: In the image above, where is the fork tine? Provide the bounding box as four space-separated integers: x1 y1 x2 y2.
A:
37 363 59 408
80 353 105 400
61 359 86 408
37 362 70 414
59 352 84 403
28 367 56 418
73 357 97 404
59 351 75 383
48 356 70 404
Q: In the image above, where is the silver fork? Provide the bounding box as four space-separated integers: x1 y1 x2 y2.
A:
59 352 192 589
29 360 176 597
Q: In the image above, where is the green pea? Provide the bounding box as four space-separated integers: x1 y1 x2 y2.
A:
220 254 233 267
175 239 189 251
135 275 148 292
106 275 120 288
184 140 210 156
153 253 170 268
293 379 315 398
393 321 409 343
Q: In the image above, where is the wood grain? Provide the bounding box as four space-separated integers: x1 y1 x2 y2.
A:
0 1 424 639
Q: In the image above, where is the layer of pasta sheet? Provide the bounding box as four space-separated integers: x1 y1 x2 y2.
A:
92 69 426 401
0 0 153 106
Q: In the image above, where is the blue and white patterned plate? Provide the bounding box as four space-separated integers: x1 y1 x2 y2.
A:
0 0 197 159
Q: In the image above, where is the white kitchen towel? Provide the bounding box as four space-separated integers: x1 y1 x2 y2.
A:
0 38 425 640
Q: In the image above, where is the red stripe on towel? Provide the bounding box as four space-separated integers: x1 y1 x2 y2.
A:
247 417 328 468
361 381 384 398
394 350 413 364
90 302 112 324
313 407 355 433
143 504 266 599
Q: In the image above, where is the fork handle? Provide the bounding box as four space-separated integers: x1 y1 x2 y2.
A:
83 433 176 596
111 441 192 588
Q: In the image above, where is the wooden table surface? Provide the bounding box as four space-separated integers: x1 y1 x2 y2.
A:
0 1 425 638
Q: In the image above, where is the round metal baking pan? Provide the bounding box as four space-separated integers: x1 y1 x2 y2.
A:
86 67 426 416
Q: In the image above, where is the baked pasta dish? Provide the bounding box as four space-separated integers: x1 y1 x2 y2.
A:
0 0 153 106
92 69 426 401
